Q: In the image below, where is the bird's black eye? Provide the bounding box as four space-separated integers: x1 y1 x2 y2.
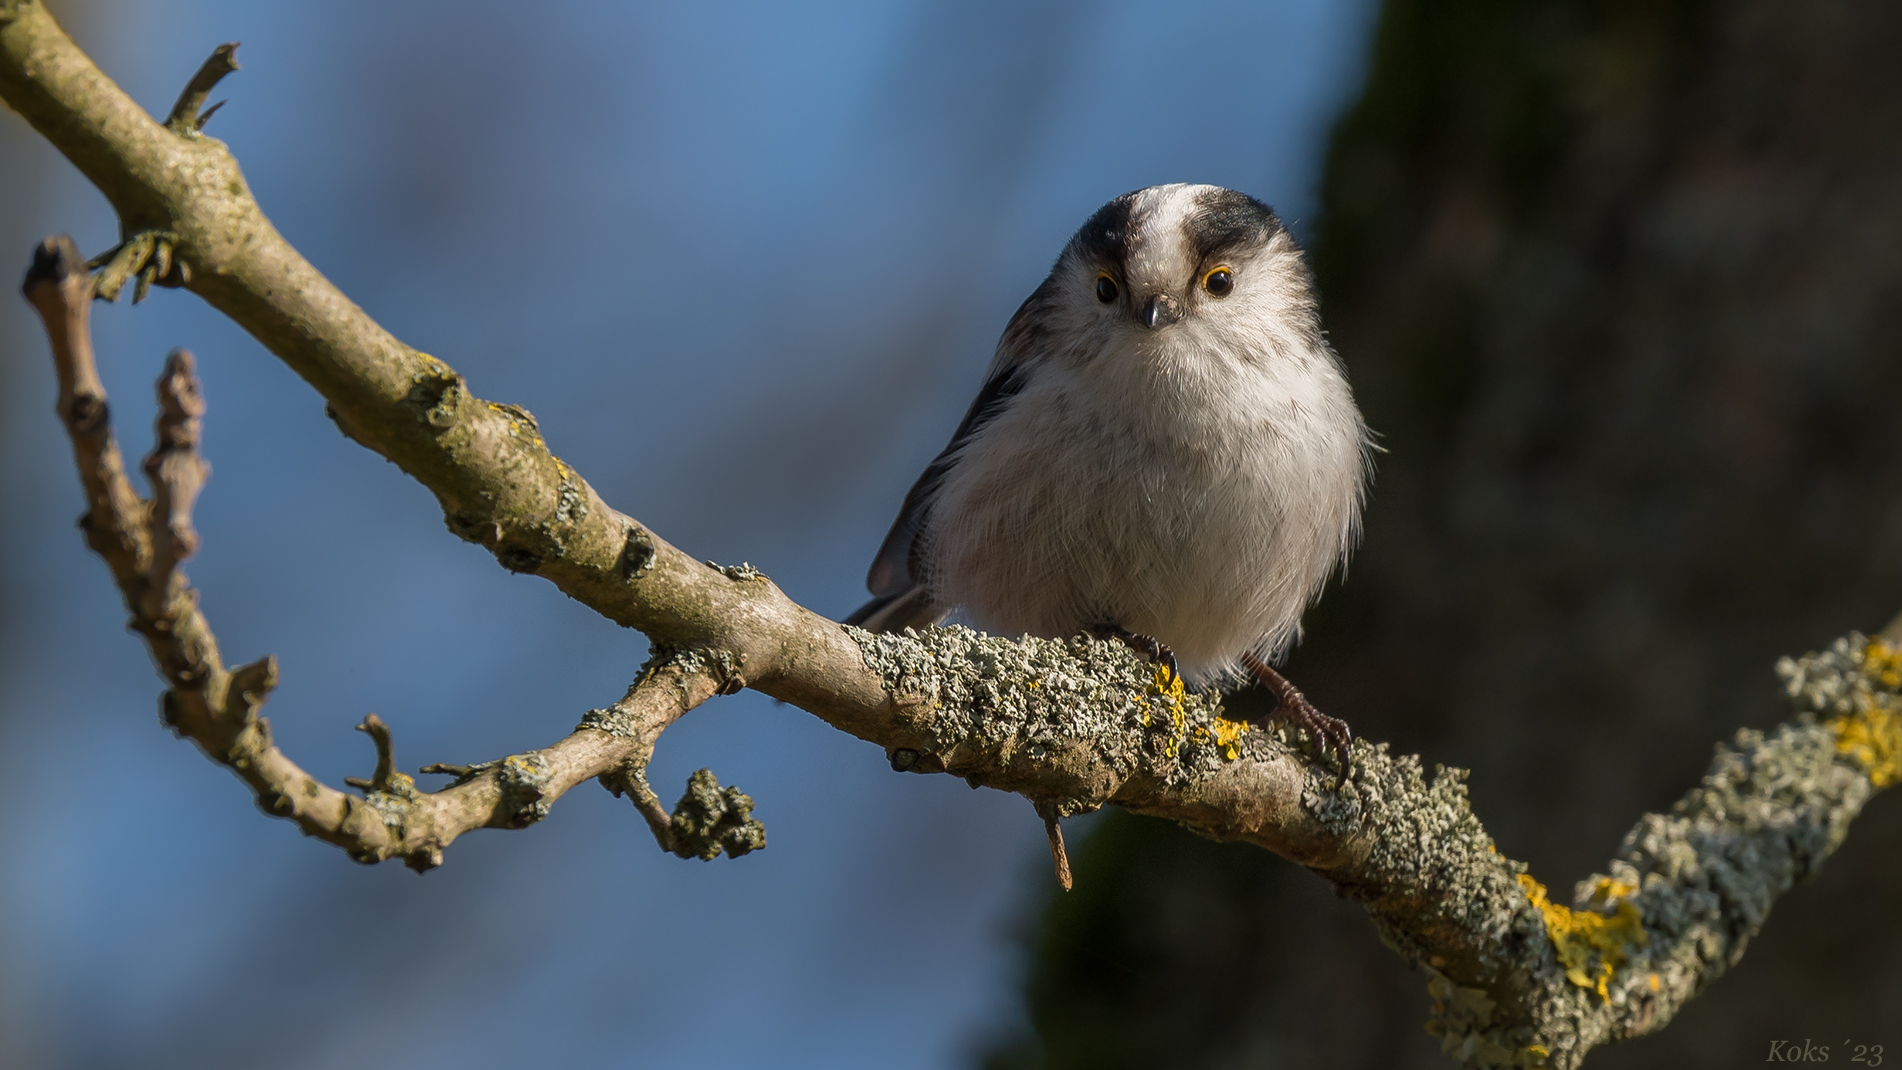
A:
1095 274 1118 304
1202 267 1234 297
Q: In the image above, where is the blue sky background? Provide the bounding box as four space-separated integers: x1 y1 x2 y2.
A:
0 2 1377 1066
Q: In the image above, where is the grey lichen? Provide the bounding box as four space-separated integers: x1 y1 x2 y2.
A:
1279 739 1552 1065
1453 631 1899 1068
1425 969 1540 1069
1779 631 1891 719
619 524 656 577
668 769 766 861
1581 699 1878 1037
1356 631 1901 1068
357 779 416 834
850 625 1268 798
576 705 635 738
496 751 555 827
850 627 1538 1034
636 642 745 699
401 354 462 432
1346 752 1525 962
551 464 587 528
709 560 766 582
852 622 1897 1070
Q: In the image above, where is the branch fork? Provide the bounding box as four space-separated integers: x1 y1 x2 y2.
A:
20 232 741 876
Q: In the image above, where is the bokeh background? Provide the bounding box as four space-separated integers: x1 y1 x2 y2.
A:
2 1 1898 1069
0 1 1373 1067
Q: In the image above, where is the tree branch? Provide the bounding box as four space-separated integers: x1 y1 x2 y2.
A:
6 5 1897 1064
20 234 728 872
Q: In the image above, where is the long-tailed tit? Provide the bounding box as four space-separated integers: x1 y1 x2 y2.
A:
847 184 1372 781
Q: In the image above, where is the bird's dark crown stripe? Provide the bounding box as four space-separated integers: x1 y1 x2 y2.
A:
1183 187 1283 265
1071 191 1139 275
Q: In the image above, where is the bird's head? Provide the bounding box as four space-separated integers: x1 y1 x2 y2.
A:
1022 184 1318 374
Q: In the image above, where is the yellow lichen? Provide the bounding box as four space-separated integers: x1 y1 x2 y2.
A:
1829 694 1901 788
1149 665 1186 705
1584 876 1639 905
1209 716 1249 760
1148 666 1187 757
1866 637 1902 690
1518 873 1648 1000
1825 640 1902 788
485 401 520 435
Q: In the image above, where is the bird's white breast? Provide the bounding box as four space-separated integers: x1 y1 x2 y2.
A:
923 320 1366 685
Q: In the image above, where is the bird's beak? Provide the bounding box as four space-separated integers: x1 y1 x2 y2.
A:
1139 293 1182 330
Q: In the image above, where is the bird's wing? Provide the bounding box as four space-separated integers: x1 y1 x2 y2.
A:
860 357 1029 600
847 283 1056 631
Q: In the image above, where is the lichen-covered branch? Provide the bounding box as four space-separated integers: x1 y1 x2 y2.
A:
6 5 1898 1065
1414 634 1900 1067
842 625 1900 1067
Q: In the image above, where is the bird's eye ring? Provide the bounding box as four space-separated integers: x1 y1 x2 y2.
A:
1095 274 1118 304
1202 267 1234 297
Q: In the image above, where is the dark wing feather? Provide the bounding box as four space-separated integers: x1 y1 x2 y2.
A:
845 277 1056 630
859 359 1028 597
840 585 945 631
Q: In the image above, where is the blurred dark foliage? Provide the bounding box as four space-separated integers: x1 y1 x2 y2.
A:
982 0 1902 1066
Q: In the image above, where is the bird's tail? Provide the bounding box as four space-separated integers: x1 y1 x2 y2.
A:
842 584 950 633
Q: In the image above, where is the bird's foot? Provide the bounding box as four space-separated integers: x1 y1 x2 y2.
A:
88 229 187 303
1241 653 1352 790
1090 622 1179 686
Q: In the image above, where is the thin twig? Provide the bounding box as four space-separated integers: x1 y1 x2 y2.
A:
602 761 677 853
21 236 151 576
1036 801 1074 892
142 347 208 599
164 42 239 133
343 713 398 792
21 229 724 874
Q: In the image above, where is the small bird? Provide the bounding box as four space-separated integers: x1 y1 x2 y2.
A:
847 183 1371 781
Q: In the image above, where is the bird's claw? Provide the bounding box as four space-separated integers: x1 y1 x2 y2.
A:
1092 623 1179 687
1281 699 1353 792
1242 653 1353 790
